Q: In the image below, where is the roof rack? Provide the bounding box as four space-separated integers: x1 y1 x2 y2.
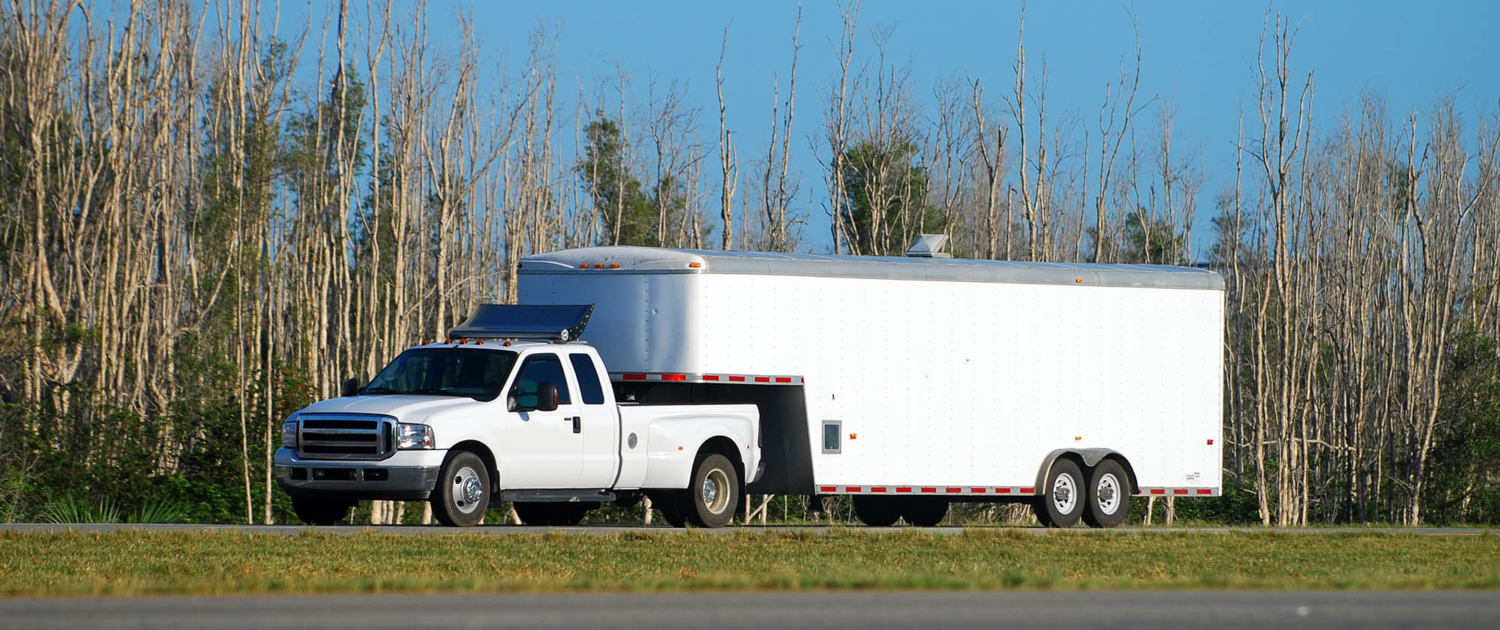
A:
448 304 593 342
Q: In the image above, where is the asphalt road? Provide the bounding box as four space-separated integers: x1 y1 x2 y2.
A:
0 522 1493 535
2 591 1497 630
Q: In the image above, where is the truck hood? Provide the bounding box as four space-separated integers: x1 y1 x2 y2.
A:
297 395 485 424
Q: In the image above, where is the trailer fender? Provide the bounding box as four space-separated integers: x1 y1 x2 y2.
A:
1035 449 1138 494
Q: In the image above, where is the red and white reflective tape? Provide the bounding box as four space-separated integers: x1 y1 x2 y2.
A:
611 372 805 385
817 486 1037 496
1138 487 1219 497
814 485 1221 497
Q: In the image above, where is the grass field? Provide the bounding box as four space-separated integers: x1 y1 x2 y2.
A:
1 528 1497 597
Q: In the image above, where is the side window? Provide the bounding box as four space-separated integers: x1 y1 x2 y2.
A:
510 354 572 407
568 354 606 405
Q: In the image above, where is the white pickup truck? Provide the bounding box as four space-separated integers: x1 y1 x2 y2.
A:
274 304 760 528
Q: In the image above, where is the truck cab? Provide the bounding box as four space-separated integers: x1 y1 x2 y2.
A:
275 305 759 527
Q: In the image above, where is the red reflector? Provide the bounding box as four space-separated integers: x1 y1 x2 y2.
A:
622 374 646 381
1019 488 1035 494
704 375 721 381
845 486 862 493
997 488 1011 494
754 376 770 383
775 377 791 383
896 487 912 493
1197 489 1212 495
1174 489 1189 495
920 487 937 493
972 488 988 494
819 486 836 493
1207 439 1214 445
945 487 961 494
1150 489 1165 495
661 374 686 381
871 486 887 493
728 376 745 382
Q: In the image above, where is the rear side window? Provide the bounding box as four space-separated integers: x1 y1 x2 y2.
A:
569 354 606 405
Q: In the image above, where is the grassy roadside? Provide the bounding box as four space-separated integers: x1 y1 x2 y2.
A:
1 528 1496 597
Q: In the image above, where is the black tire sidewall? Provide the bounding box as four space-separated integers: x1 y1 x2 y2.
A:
1042 459 1086 528
853 496 901 526
291 495 347 526
686 453 738 528
435 451 489 527
899 498 949 527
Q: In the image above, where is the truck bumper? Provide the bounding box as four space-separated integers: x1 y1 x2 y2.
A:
274 448 444 501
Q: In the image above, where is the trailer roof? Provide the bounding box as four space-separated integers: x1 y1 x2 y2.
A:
521 246 1224 291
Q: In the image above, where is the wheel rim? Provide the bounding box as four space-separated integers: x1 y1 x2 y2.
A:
703 468 732 514
1052 472 1078 515
1096 473 1121 515
452 466 483 515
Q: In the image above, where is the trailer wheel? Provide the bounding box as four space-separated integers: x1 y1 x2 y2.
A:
432 451 490 527
1034 458 1086 528
684 453 739 528
852 496 901 527
291 496 351 526
1082 460 1130 529
900 498 949 527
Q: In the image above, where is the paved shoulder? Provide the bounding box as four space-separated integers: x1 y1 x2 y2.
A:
3 591 1499 630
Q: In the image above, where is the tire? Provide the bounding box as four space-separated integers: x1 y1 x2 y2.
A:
1034 458 1086 528
900 498 949 527
431 450 490 527
291 495 350 526
684 453 739 528
514 502 593 526
852 496 902 527
1082 459 1131 529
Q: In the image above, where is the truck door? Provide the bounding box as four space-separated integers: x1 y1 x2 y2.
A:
501 353 582 489
569 352 619 488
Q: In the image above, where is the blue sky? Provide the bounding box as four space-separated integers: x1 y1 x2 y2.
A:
284 1 1500 254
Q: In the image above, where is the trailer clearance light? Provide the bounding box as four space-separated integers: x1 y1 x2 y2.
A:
396 423 435 450
688 262 702 268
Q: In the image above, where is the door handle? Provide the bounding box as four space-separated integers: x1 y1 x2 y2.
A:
571 416 581 434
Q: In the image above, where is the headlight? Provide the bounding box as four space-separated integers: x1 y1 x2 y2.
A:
396 423 434 450
281 420 298 449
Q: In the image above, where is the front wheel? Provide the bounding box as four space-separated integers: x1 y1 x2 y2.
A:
684 453 739 528
291 496 351 526
432 451 490 527
1033 458 1086 528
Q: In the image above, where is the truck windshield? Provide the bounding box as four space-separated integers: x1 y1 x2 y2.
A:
363 347 518 401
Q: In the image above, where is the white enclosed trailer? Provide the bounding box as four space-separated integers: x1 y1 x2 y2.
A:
519 246 1224 527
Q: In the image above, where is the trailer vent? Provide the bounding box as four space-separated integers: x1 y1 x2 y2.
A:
905 234 951 258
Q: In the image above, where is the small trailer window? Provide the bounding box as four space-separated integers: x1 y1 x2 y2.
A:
822 421 841 454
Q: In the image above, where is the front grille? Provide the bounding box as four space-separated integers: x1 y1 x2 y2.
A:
297 416 394 460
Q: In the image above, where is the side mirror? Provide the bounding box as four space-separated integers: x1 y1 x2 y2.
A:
536 382 559 412
341 377 361 398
